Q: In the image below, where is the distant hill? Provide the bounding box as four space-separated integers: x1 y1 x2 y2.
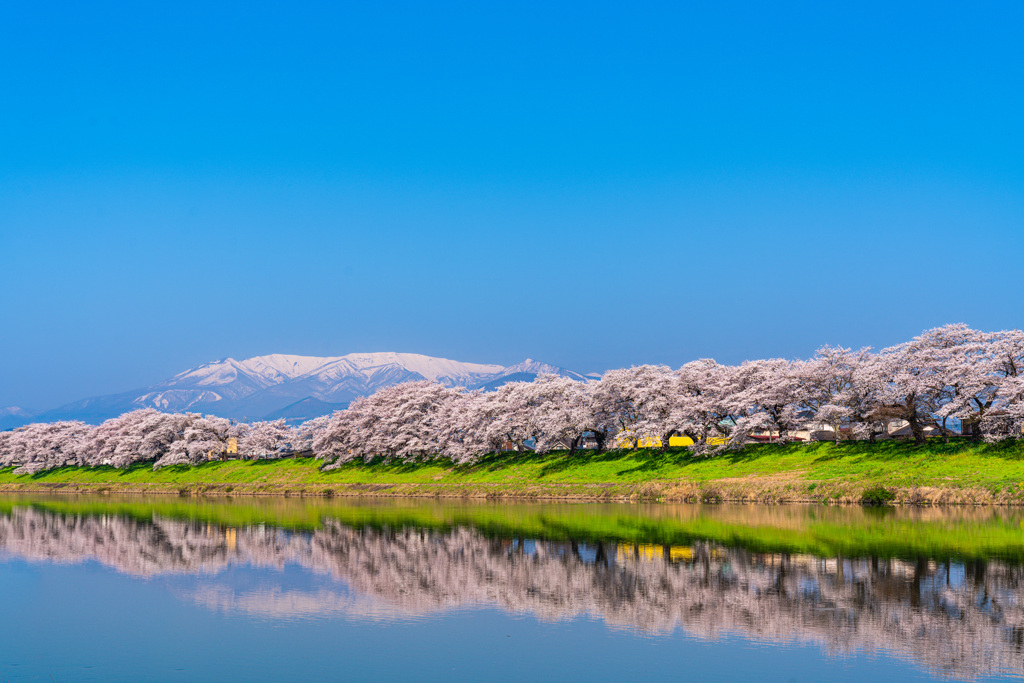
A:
471 359 593 392
31 352 594 425
0 407 35 431
262 397 348 424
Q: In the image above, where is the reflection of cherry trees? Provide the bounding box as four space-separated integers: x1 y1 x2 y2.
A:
1 506 1023 680
2 325 1023 473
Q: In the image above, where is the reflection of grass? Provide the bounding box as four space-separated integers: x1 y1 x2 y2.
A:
1 440 1024 501
5 493 1024 563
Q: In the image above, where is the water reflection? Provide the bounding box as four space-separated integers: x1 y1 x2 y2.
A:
1 501 1023 680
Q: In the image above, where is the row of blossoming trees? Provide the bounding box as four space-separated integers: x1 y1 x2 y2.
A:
1 324 1022 474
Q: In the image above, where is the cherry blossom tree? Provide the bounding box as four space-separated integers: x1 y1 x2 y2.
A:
482 381 544 454
311 408 359 468
854 329 959 445
730 359 805 443
432 389 495 463
798 346 869 442
373 381 461 459
313 381 462 467
0 430 11 467
239 419 296 459
589 370 642 450
673 359 742 452
87 409 179 468
979 329 1024 439
589 366 675 448
3 421 92 474
152 414 234 469
527 374 592 454
296 414 330 453
910 324 997 440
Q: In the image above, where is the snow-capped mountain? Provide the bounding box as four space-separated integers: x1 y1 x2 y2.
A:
279 352 505 404
33 352 591 425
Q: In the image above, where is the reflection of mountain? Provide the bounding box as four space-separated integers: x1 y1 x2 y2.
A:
1 507 1023 680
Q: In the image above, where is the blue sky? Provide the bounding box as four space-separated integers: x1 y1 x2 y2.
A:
2 1 1022 409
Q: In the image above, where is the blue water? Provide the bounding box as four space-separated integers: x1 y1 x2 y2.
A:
0 498 1019 682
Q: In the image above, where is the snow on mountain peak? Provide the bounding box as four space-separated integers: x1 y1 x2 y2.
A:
241 354 343 380
33 352 590 424
343 352 502 382
498 359 589 380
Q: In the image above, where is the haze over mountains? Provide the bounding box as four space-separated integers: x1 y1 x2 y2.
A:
0 407 33 432
10 353 594 427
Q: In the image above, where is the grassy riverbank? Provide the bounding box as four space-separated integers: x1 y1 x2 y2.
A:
2 439 1024 504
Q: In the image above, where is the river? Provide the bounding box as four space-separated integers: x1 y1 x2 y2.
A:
1 495 1023 681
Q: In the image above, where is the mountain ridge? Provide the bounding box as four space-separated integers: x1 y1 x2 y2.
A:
24 352 592 426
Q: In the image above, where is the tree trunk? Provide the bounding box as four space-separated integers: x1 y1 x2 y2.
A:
770 407 787 443
908 414 926 445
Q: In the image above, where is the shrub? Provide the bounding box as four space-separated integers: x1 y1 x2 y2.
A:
861 486 896 506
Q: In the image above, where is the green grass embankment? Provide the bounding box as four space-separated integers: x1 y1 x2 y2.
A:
2 439 1024 504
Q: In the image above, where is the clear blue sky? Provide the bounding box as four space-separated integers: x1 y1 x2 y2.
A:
2 1 1022 409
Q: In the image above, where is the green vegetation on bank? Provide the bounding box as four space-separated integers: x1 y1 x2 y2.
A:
1 439 1024 504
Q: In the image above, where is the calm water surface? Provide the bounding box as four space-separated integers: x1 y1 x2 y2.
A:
2 495 1024 682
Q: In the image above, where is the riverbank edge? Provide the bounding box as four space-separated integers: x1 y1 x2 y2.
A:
6 440 1024 505
0 478 1015 506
